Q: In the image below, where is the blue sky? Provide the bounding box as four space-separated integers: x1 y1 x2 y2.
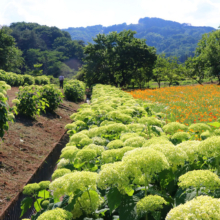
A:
0 0 219 29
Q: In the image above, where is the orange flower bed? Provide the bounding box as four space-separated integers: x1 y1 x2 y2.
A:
128 84 220 125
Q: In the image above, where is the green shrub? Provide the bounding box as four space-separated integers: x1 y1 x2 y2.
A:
64 80 85 102
23 74 35 85
16 85 48 118
35 76 50 85
0 81 15 138
39 85 64 112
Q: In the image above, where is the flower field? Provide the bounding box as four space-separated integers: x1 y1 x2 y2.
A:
128 84 220 125
20 84 220 220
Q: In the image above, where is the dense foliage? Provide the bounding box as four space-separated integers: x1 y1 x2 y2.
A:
0 69 50 86
0 28 23 73
39 85 64 112
16 85 64 117
81 30 157 87
21 84 220 220
0 81 15 138
64 80 85 102
3 22 85 77
16 85 48 118
63 17 215 62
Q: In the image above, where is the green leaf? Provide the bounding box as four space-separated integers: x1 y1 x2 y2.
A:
34 198 43 212
207 122 220 128
38 190 51 199
20 197 33 217
118 195 139 220
107 188 122 214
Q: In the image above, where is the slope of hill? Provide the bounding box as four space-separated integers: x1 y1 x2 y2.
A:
63 17 215 62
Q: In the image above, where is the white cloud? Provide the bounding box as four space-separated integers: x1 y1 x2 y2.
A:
0 0 219 28
140 0 220 28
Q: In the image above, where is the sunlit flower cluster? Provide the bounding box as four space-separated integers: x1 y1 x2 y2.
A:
166 196 220 220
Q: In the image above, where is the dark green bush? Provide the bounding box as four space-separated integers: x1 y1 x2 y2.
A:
23 75 35 85
64 80 85 102
0 81 15 138
39 85 64 112
16 85 48 118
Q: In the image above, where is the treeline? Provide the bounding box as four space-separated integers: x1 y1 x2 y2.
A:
76 29 220 88
0 22 85 77
64 17 215 62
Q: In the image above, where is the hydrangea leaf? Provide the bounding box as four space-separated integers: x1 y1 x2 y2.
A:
107 188 122 214
20 197 33 217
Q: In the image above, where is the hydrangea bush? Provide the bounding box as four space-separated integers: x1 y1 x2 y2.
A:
22 84 220 220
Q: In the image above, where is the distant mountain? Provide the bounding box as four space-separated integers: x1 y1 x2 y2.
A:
63 17 215 62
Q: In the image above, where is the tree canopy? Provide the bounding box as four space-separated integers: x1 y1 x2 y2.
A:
81 30 157 87
0 28 23 73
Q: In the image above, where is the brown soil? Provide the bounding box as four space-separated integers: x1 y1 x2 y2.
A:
0 87 81 216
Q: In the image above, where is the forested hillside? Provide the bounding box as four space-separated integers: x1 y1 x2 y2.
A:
64 17 215 62
5 22 85 77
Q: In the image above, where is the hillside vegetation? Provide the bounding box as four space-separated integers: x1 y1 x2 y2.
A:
63 17 215 62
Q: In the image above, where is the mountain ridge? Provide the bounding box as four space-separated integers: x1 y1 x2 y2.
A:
63 17 215 62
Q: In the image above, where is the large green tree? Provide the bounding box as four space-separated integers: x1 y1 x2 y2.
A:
0 28 23 72
82 30 157 87
194 29 220 84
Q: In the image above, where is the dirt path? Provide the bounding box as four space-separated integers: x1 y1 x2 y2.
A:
0 87 81 216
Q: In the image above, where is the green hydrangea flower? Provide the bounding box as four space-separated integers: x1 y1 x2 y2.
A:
149 143 188 168
138 117 163 127
88 126 107 138
124 136 146 148
60 149 79 161
127 123 145 132
41 200 49 209
201 130 211 140
106 123 128 134
171 132 190 143
36 208 72 220
101 147 134 163
12 99 20 105
70 133 89 145
163 122 188 134
75 149 97 162
136 195 167 215
120 132 139 142
39 181 50 190
177 141 200 163
71 190 103 219
143 136 171 147
79 137 93 146
57 158 70 169
97 162 130 194
122 148 169 183
107 140 124 149
92 137 108 145
178 170 220 192
52 169 71 181
83 144 105 156
23 183 40 195
166 196 220 220
189 123 211 133
198 136 220 158
61 146 78 153
214 129 220 136
49 171 97 198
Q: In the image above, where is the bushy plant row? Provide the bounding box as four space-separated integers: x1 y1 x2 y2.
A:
0 69 50 86
16 85 64 118
21 84 220 220
0 81 16 138
64 80 85 102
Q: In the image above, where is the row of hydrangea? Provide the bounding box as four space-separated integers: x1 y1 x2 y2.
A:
22 84 220 220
